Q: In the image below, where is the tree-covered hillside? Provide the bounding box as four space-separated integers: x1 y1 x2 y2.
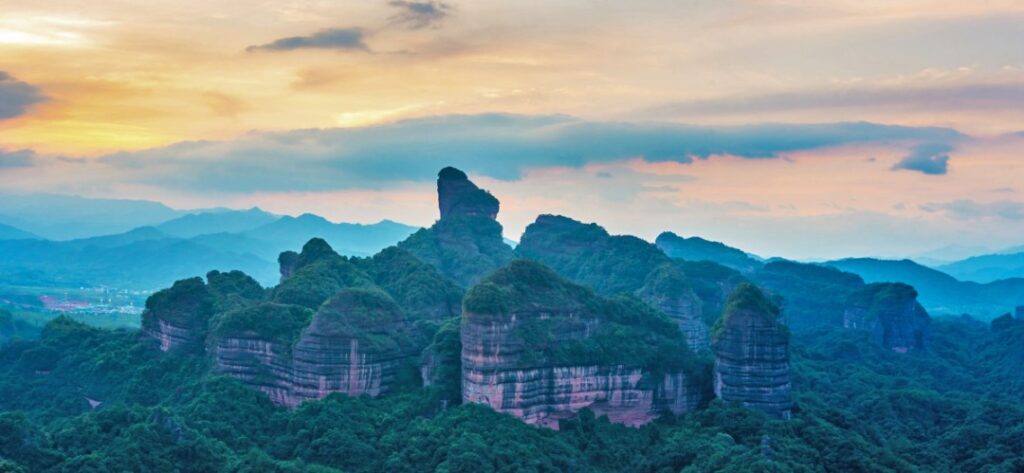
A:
0 314 1020 472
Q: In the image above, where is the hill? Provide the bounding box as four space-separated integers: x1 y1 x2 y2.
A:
0 223 38 241
938 251 1024 283
656 232 763 273
825 258 1024 319
156 208 279 238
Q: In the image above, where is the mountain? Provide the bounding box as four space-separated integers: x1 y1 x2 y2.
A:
461 259 706 427
938 251 1024 283
246 214 418 258
0 222 38 241
910 243 991 266
156 208 279 238
825 258 1024 319
398 167 515 286
0 234 276 289
656 232 763 273
0 193 182 240
2 166 1024 472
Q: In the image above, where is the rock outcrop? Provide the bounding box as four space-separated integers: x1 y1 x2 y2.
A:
461 260 705 429
399 167 514 286
843 283 930 353
712 283 792 419
141 277 214 353
437 166 500 220
209 289 421 407
638 264 708 351
208 303 311 405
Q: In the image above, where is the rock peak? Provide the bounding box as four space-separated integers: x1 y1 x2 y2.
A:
436 167 499 220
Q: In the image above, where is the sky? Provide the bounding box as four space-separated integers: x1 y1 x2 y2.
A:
1 0 1024 260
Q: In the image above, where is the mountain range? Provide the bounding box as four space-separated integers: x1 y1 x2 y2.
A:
0 205 419 291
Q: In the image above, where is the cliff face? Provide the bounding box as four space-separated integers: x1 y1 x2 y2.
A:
141 277 214 353
290 288 419 404
399 167 514 287
638 264 709 352
209 290 420 407
712 283 792 419
437 166 500 220
844 283 930 353
461 261 705 429
208 303 311 405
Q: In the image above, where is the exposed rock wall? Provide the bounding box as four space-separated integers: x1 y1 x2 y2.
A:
461 311 703 429
141 277 214 353
844 283 930 352
211 336 294 405
712 283 792 419
638 264 709 352
207 290 420 407
437 166 499 220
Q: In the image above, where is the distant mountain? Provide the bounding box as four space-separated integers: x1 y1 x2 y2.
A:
825 258 1024 319
157 208 279 238
0 193 182 240
656 231 762 273
249 214 419 258
910 244 991 266
0 234 275 289
0 212 420 290
0 223 38 241
938 252 1024 283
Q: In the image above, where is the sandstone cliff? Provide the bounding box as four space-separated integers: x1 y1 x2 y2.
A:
209 289 421 407
712 283 792 419
208 302 312 405
638 264 708 352
461 260 705 428
290 288 420 404
843 283 930 353
141 277 214 353
399 167 514 287
437 166 500 220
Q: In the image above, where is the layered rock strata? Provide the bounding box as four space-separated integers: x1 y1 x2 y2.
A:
638 264 708 351
712 283 792 419
209 290 419 407
141 277 214 353
461 260 704 428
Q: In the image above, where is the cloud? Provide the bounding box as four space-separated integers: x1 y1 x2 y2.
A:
892 142 953 175
94 114 964 193
388 1 453 30
0 149 35 168
0 71 47 120
921 199 1024 221
246 28 368 52
645 83 1024 118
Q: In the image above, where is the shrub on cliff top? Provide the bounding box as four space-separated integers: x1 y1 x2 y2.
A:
143 277 214 327
208 303 313 348
712 283 785 341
